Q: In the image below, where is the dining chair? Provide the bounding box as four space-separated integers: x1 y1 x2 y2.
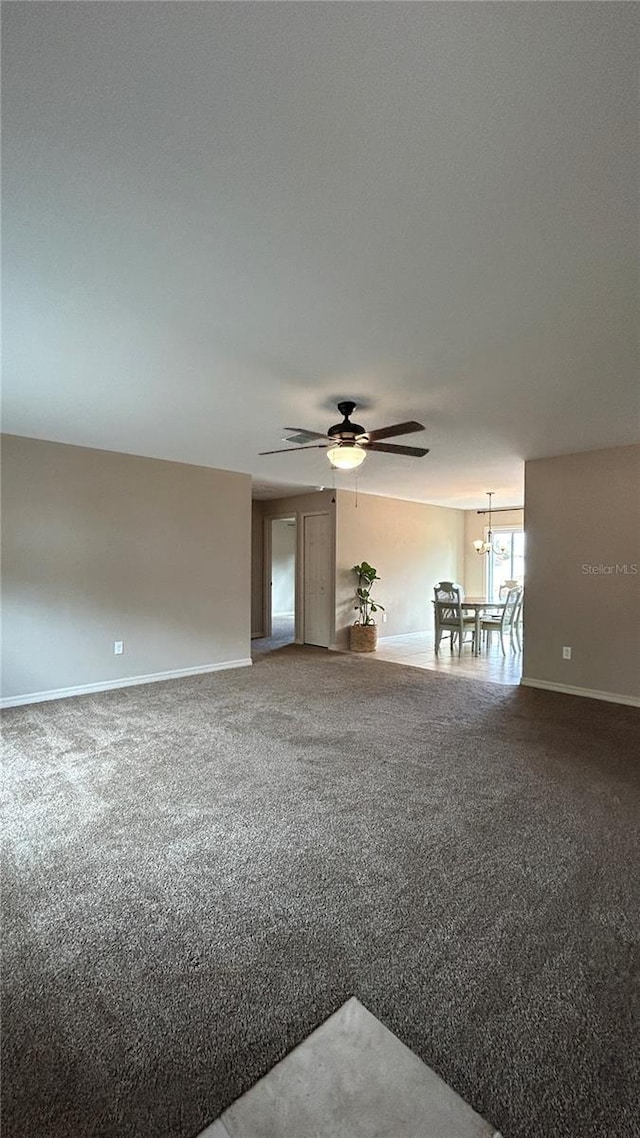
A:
512 588 524 652
480 587 521 655
433 582 476 656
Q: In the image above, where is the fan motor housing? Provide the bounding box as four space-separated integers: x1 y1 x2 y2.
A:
328 401 365 440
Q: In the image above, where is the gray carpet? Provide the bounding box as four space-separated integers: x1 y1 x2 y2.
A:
2 646 639 1138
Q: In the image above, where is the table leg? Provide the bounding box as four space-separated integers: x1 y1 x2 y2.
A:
475 611 481 655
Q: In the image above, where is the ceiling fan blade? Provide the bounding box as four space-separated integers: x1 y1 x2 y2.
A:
283 427 328 441
364 441 430 457
259 445 328 455
365 420 425 442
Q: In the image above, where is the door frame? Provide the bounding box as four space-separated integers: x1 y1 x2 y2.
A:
261 506 336 647
262 514 297 640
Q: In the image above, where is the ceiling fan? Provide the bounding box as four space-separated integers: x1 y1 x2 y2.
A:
260 401 429 470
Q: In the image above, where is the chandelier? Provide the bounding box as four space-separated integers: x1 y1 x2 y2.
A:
473 492 508 556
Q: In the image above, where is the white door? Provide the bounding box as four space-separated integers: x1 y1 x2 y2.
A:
303 513 332 647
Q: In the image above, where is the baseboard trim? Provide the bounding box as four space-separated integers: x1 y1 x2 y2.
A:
520 677 640 708
0 658 253 709
378 630 431 643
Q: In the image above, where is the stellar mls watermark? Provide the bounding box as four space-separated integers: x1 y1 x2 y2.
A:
581 563 638 575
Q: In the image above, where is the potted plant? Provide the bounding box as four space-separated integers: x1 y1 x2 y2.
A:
350 561 385 652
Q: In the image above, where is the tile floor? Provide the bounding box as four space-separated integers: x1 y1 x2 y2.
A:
374 629 522 686
198 998 501 1138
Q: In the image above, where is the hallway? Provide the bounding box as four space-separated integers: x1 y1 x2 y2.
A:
251 614 296 658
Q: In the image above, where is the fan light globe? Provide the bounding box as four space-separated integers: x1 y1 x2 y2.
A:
327 444 366 470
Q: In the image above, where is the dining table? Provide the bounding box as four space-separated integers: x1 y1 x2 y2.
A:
460 598 506 655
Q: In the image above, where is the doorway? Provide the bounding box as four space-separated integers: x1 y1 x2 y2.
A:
267 517 296 646
256 508 334 657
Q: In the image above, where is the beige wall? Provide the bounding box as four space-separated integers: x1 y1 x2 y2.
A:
463 508 525 596
523 444 640 701
251 491 336 640
1 436 252 703
334 490 465 649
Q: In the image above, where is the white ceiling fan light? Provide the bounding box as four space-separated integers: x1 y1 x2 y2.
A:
327 443 367 470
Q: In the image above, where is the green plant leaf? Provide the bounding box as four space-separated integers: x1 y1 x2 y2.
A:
352 560 382 623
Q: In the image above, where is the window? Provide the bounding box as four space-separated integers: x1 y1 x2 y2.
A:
487 528 525 601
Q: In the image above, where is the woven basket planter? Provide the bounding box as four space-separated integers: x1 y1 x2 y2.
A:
350 624 378 653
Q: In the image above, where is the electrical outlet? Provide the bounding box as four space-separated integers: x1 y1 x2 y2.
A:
562 646 571 660
381 612 387 623
114 641 124 655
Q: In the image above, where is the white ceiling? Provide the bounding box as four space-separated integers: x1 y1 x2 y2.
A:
252 478 324 502
3 3 638 509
